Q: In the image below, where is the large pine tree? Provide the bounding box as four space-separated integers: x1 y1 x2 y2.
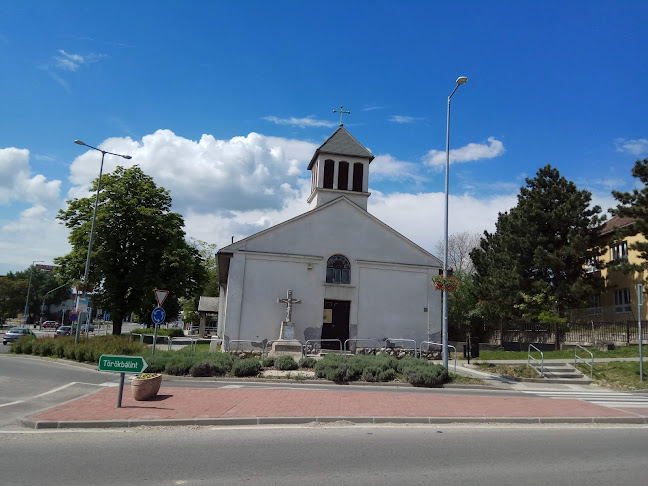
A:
471 165 604 322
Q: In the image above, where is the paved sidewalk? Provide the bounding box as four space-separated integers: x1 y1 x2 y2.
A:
24 385 648 429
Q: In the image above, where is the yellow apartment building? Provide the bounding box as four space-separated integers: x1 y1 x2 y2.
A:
593 216 647 321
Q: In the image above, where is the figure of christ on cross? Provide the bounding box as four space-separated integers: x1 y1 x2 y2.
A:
277 289 301 323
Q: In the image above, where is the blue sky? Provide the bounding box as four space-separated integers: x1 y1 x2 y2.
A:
1 1 647 274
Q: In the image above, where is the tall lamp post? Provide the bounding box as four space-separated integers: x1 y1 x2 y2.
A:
442 76 468 369
73 140 132 343
24 260 44 325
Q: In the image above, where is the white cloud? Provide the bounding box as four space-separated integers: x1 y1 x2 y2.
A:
68 130 317 212
53 50 104 72
0 205 70 274
368 190 518 257
0 147 61 206
363 103 386 111
263 115 336 128
370 154 422 182
424 137 505 169
615 138 648 156
388 115 420 124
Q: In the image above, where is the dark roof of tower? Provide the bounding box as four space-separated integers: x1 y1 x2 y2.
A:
308 126 374 169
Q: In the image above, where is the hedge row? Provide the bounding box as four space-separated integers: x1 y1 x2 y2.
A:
10 335 146 362
10 336 449 386
313 353 449 386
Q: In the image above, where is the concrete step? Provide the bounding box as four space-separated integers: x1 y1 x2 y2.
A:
532 363 592 384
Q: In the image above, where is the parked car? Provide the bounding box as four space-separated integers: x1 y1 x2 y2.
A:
42 321 58 329
3 327 35 345
54 326 73 337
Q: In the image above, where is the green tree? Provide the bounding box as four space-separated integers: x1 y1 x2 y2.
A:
55 166 207 335
0 276 27 323
0 267 69 323
610 158 648 276
471 165 605 324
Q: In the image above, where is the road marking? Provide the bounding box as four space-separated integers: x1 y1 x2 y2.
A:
520 389 648 409
0 400 24 408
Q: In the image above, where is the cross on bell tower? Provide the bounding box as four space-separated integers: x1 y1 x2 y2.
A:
333 105 350 126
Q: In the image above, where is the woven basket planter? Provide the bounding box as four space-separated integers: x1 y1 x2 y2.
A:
131 374 162 401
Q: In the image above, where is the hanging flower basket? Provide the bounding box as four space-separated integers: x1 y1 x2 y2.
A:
432 276 460 292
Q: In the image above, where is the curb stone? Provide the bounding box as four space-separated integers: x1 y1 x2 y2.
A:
21 415 648 430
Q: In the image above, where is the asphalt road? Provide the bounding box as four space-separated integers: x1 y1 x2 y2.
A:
0 353 121 428
1 425 646 485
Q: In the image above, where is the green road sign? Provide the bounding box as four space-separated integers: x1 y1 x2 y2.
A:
98 354 148 374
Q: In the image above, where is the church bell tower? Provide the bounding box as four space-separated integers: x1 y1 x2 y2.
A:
307 118 374 211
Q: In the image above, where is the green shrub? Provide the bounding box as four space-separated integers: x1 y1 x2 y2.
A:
275 355 298 371
164 355 195 376
378 369 396 382
402 362 448 386
261 357 275 368
191 360 229 377
32 339 56 357
231 358 261 377
10 335 37 354
298 357 317 369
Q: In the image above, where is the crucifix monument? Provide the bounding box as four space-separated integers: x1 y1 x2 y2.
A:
277 289 300 340
271 289 303 357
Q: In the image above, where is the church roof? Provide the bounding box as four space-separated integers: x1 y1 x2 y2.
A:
308 126 374 169
198 296 219 313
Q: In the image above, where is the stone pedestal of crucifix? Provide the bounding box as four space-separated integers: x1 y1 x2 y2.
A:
270 289 303 358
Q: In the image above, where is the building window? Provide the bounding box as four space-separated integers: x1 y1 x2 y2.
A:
352 163 363 192
614 289 631 313
326 254 351 284
338 161 349 190
587 294 601 316
585 256 599 273
323 160 334 189
611 241 628 261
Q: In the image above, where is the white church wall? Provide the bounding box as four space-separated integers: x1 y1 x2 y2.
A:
357 265 436 344
236 253 324 343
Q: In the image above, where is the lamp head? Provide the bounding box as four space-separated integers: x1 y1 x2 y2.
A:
122 155 132 160
456 76 468 85
74 140 85 146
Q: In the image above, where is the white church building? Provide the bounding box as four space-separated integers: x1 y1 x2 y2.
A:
217 125 443 350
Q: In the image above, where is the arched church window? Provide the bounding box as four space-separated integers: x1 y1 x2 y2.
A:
352 163 363 192
323 160 334 189
326 254 351 284
338 161 349 190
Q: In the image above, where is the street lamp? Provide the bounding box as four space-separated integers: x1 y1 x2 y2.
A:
442 76 468 369
23 260 44 326
73 140 132 343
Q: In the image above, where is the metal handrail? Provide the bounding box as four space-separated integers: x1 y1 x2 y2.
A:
528 344 544 377
303 339 342 357
419 341 456 372
343 338 383 354
130 333 144 344
384 338 417 355
575 344 594 379
225 339 266 353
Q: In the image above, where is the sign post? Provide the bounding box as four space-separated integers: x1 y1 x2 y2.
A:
151 290 168 355
638 284 644 382
98 355 148 407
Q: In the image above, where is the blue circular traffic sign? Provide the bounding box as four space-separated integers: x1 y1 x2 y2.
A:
151 306 166 325
69 313 78 322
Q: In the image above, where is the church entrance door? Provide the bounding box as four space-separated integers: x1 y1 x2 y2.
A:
321 300 350 350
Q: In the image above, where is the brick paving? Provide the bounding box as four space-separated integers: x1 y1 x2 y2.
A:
28 386 648 423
